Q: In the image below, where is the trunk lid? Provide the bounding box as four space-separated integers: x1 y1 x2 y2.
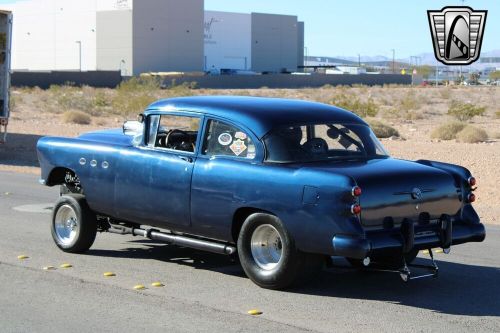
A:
304 158 462 228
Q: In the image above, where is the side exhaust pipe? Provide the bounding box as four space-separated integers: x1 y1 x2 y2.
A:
108 225 236 255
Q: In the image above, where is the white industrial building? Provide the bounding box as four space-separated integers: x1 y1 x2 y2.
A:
204 11 304 73
3 0 204 75
2 0 304 75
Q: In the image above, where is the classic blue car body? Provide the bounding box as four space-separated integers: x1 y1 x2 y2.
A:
37 96 485 260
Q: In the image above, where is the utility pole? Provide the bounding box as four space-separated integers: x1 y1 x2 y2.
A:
75 40 82 71
391 49 395 73
435 60 439 87
358 54 361 67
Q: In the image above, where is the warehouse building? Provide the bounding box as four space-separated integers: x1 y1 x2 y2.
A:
204 11 304 73
3 0 304 75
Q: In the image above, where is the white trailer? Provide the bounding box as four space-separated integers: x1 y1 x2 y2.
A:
0 10 12 143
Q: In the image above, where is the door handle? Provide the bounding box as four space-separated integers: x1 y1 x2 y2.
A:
178 155 193 163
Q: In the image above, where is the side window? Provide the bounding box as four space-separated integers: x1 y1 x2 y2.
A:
147 115 160 147
153 115 201 153
202 120 256 159
313 124 362 152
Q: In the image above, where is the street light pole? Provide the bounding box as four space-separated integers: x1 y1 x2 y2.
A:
391 49 395 73
75 40 82 71
120 59 126 76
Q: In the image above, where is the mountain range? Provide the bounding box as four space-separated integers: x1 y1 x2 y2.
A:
331 50 500 67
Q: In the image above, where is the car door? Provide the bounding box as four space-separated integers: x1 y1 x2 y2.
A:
190 118 262 240
114 113 202 229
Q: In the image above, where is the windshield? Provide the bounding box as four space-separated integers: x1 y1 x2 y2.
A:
264 123 389 163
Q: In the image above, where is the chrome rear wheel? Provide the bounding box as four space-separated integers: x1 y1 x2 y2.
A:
250 224 283 270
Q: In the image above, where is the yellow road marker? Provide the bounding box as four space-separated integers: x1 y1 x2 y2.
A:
43 266 56 271
151 282 164 287
17 255 29 260
133 284 146 290
421 249 443 255
60 263 73 268
247 309 263 316
103 272 116 277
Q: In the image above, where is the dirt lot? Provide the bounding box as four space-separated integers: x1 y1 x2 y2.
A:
1 84 499 224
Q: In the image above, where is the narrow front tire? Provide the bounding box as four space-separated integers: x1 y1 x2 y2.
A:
51 195 97 253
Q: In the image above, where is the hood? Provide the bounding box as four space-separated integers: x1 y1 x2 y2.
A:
78 129 136 147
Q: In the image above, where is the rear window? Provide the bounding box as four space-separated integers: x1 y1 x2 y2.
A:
264 123 389 163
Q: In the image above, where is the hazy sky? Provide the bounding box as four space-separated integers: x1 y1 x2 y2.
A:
205 0 498 58
1 0 498 59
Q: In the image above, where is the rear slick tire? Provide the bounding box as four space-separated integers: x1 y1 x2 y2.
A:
237 213 323 290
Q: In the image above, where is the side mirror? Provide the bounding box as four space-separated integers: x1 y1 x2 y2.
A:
123 120 143 136
137 113 145 123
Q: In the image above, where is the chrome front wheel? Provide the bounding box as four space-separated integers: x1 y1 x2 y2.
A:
51 195 97 253
54 204 79 246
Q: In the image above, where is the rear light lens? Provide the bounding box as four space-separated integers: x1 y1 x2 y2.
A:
468 177 476 187
351 204 362 215
467 193 476 203
351 186 362 197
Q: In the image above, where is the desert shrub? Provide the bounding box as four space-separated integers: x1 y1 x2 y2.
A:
493 132 500 139
383 84 404 89
47 84 96 114
495 110 500 119
111 76 164 115
489 71 500 81
438 88 451 100
331 93 379 117
167 81 197 96
9 94 18 111
447 100 486 121
405 111 425 120
62 110 91 125
430 121 466 140
456 126 488 143
366 119 399 138
379 97 393 106
94 91 110 107
112 93 158 116
399 94 421 112
117 76 162 93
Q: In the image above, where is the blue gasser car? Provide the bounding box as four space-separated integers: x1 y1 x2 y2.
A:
37 96 485 289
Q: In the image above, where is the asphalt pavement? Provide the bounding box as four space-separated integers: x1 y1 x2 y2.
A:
1 171 499 332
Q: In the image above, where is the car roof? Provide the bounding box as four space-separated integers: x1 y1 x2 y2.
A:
146 96 367 138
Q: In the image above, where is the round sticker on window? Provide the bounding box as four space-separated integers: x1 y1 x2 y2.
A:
218 133 233 146
234 131 247 140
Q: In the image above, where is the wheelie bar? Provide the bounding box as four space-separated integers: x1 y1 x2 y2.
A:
398 248 439 282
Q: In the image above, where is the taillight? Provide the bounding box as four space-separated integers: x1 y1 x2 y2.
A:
468 177 476 187
351 186 362 197
351 204 362 215
467 193 476 203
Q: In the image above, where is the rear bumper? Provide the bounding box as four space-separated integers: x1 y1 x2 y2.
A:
332 221 486 260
